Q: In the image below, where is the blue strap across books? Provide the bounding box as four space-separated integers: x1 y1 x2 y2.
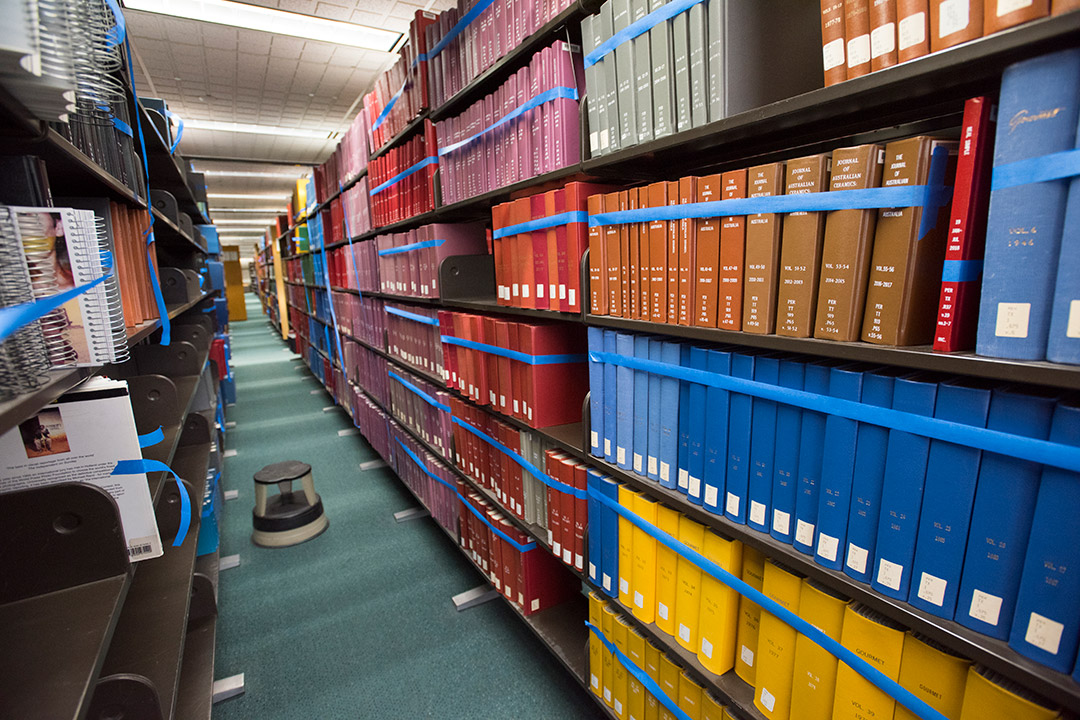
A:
338 181 365 304
427 0 498 59
588 488 948 720
589 350 1080 472
438 86 579 157
377 238 446 256
388 369 451 412
372 79 409 132
138 426 164 448
395 437 536 552
450 415 586 499
113 458 191 547
492 211 589 239
442 336 586 365
370 156 438 196
584 0 705 68
104 0 126 47
584 621 693 720
385 306 440 326
111 117 133 138
164 108 184 154
942 259 984 282
0 264 113 343
318 244 345 364
991 147 1080 190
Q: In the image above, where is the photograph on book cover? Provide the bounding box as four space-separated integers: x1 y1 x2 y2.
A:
18 408 70 458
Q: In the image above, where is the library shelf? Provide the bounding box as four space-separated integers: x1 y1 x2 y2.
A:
275 167 368 244
173 550 221 720
368 111 429 162
152 207 207 254
139 105 210 226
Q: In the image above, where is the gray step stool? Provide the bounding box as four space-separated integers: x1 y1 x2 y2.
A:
252 460 328 547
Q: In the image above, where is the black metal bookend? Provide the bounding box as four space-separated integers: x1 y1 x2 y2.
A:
439 254 496 300
158 267 202 305
133 340 201 377
88 673 163 720
149 189 179 225
126 375 180 436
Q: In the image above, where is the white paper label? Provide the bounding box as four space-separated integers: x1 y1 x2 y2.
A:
494 577 502 590
550 284 557 299
648 456 658 475
1025 612 1065 654
591 431 599 449
500 394 506 409
590 132 599 152
701 637 713 658
536 284 544 299
635 591 645 609
604 688 612 702
512 283 519 297
678 468 689 489
969 589 1003 626
617 447 626 465
489 390 496 404
605 438 611 456
705 485 719 508
633 453 643 473
998 0 1034 15
847 33 870 67
561 285 567 300
773 509 791 536
600 128 610 150
996 302 1031 338
592 673 600 689
688 475 701 498
576 554 583 570
614 699 623 715
1067 300 1080 338
796 520 815 547
939 0 970 38
822 37 845 71
620 577 630 594
846 543 869 574
658 602 669 620
760 688 776 712
871 22 896 58
726 492 740 517
917 572 948 607
750 501 767 526
817 532 839 562
521 284 529 298
678 624 691 642
603 573 612 591
660 462 670 482
741 644 755 667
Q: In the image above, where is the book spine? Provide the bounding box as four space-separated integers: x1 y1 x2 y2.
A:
747 356 779 533
724 353 755 524
742 163 785 334
677 345 693 494
671 9 692 133
613 0 637 149
633 335 650 476
666 181 680 322
688 0 708 127
871 0 899 71
821 0 848 86
1047 174 1080 363
603 330 618 464
845 0 873 78
793 363 831 554
693 175 723 327
687 347 708 505
770 361 805 544
648 182 669 324
647 338 663 481
649 0 674 140
702 349 732 515
814 366 864 570
615 332 634 470
930 0 983 51
658 341 682 489
677 176 696 326
631 0 653 145
775 154 830 338
588 193 608 315
984 0 1049 34
719 169 748 331
708 0 725 118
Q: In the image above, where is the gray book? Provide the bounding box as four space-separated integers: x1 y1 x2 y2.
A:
707 0 724 122
581 14 603 157
671 7 691 133
649 0 674 139
612 0 637 148
631 0 653 144
533 436 547 532
688 0 708 127
521 431 535 526
599 1 621 154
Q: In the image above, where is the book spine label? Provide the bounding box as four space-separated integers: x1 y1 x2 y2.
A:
776 154 830 338
648 182 669 323
930 0 983 52
702 350 731 514
632 0 654 144
845 0 873 78
694 175 723 327
742 163 784 334
747 357 780 532
633 336 651 475
985 0 1049 34
647 339 663 481
677 176 697 326
770 361 805 544
815 367 864 569
821 0 848 86
616 332 635 470
719 170 748 330
725 353 755 524
649 0 674 139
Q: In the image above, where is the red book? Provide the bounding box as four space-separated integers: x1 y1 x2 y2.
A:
513 197 535 308
530 193 550 309
520 322 589 428
572 462 587 573
627 186 641 320
933 96 994 353
666 180 681 323
677 175 697 326
587 192 607 315
545 449 565 556
494 319 513 415
470 314 488 405
604 191 622 317
509 322 525 421
558 458 574 567
482 316 499 407
546 189 563 312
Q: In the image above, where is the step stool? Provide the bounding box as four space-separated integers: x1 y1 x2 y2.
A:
251 460 328 547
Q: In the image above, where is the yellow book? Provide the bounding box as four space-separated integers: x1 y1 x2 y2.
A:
723 710 739 720
790 580 849 720
676 514 707 652
627 628 648 720
697 529 743 675
644 640 662 720
655 504 681 636
735 544 766 685
589 592 606 698
895 634 970 720
613 615 632 719
754 561 803 719
701 691 727 720
679 670 704 720
958 666 1062 720
832 604 906 720
603 604 618 708
659 652 681 709
632 493 659 623
619 485 640 609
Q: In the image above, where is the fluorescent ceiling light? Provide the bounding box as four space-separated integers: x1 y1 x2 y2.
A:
122 0 402 50
184 119 339 139
197 169 309 179
208 193 289 200
211 207 287 213
212 218 277 224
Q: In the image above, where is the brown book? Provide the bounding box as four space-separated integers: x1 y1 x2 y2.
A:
647 181 669 323
604 191 623 317
871 0 899 71
930 0 983 51
1053 0 1080 13
719 169 747 331
619 189 631 316
776 154 831 338
693 174 723 327
821 0 848 86
741 162 785 334
587 193 607 315
638 187 651 317
897 0 930 61
677 175 697 326
984 0 1049 33
628 187 640 320
862 137 958 345
845 0 873 78
814 144 885 342
666 180 681 324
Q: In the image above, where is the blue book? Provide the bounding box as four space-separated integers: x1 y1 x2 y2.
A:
647 338 663 482
615 333 635 470
677 345 693 494
1009 401 1080 671
1047 156 1080 364
747 355 779 533
724 352 756 524
599 474 622 599
702 349 732 515
793 361 832 554
908 381 991 619
587 468 604 585
814 365 865 570
686 347 708 506
976 49 1080 361
633 335 651 477
658 341 682 489
870 376 938 600
603 330 618 464
843 370 899 583
956 388 1057 639
770 360 804 544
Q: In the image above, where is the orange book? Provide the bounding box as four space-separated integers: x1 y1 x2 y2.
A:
628 187 641 320
897 0 930 62
604 191 623 317
588 193 608 315
984 0 1048 33
619 190 631 317
693 174 723 327
1053 0 1080 12
845 0 873 78
930 0 983 51
492 201 512 305
647 182 669 323
544 189 561 311
666 180 681 323
638 187 651 318
870 0 899 71
718 169 747 331
677 176 697 326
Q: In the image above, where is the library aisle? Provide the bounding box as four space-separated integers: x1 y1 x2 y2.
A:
212 293 603 720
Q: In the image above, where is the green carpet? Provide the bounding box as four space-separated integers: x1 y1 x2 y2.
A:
212 294 605 719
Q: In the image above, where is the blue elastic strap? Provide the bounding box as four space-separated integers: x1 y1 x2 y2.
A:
385 305 440 326
388 370 451 412
318 247 346 364
492 211 589 239
589 488 948 720
991 147 1080 191
918 145 952 240
442 336 586 366
113 458 191 547
138 426 164 448
377 238 447 256
589 350 1080 472
941 259 984 283
427 0 498 59
112 116 133 137
164 109 183 154
584 0 704 67
370 156 438 196
338 182 365 304
215 398 225 431
438 86 579 157
585 621 693 720
450 415 586 499
372 79 408 132
0 271 111 343
395 438 536 552
104 0 126 47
